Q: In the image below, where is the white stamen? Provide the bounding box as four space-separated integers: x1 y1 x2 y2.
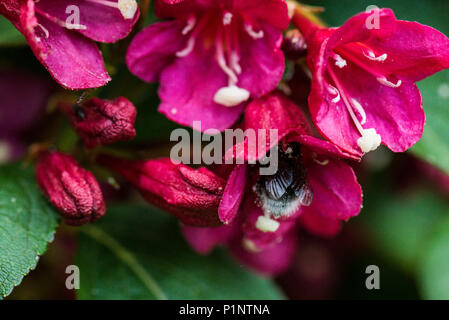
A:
245 24 264 39
328 85 341 103
230 51 242 74
314 159 329 166
213 85 250 107
176 37 196 57
117 0 138 19
217 47 238 85
65 23 87 30
351 99 367 125
36 23 49 38
363 49 387 62
334 54 347 69
357 128 382 153
242 238 261 253
287 1 296 19
313 154 329 166
223 12 233 25
256 216 280 233
377 77 402 88
182 16 196 35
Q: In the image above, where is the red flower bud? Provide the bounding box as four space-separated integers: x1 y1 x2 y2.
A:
282 29 308 60
66 97 137 149
99 156 225 227
36 151 106 225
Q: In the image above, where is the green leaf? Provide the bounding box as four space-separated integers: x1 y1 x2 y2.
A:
0 164 59 297
303 0 449 174
0 16 26 46
362 186 447 272
418 216 449 300
76 205 284 300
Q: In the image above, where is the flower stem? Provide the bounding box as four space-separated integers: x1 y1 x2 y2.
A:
81 224 168 300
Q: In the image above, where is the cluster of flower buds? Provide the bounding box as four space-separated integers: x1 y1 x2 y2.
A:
35 96 137 225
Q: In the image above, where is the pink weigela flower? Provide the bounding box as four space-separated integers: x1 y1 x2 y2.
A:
292 8 449 157
98 156 226 227
0 0 139 89
126 0 289 131
104 91 363 274
181 91 362 274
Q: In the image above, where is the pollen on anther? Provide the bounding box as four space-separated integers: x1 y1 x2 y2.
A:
223 12 233 26
256 216 280 233
117 0 138 20
213 85 250 107
245 24 264 39
377 77 402 88
334 54 347 69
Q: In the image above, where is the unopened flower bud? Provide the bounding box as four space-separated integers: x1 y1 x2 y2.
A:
282 29 308 60
36 151 106 225
99 156 225 227
65 97 137 149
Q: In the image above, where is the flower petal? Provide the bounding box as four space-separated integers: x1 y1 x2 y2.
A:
332 62 425 153
20 0 110 89
300 209 342 238
35 0 139 43
225 91 310 162
230 231 297 275
158 41 244 131
234 0 290 30
241 193 297 250
306 158 362 221
218 165 247 225
127 20 186 82
338 9 449 82
182 223 239 254
237 24 285 98
292 134 360 161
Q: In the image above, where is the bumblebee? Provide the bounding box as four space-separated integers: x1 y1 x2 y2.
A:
256 142 313 218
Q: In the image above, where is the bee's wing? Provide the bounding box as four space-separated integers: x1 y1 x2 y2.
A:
296 184 313 207
265 168 293 200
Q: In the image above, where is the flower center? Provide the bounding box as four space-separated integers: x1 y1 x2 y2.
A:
175 10 266 107
325 43 401 153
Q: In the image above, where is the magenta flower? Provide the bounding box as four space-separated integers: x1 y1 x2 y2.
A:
186 91 363 274
0 0 139 89
292 8 449 157
126 0 289 131
100 91 362 275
